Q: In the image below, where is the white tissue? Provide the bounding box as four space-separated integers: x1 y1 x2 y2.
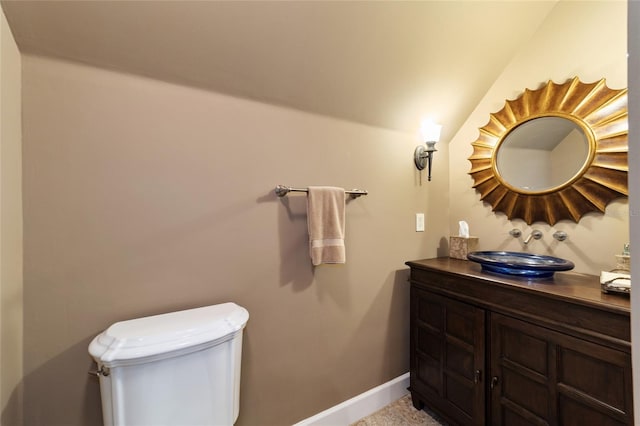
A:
458 221 469 238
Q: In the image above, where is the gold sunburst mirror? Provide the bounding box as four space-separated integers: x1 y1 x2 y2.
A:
468 77 628 225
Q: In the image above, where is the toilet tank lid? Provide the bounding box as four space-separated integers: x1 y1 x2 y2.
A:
88 302 249 365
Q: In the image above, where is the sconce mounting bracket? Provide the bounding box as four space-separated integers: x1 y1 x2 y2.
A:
414 146 428 170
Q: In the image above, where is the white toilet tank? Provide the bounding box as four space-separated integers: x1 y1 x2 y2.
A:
88 302 249 426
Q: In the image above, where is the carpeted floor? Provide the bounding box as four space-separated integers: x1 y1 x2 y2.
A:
351 394 447 425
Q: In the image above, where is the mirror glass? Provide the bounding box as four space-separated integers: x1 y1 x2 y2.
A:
495 117 589 192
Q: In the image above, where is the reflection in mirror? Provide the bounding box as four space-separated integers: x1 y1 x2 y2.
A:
496 117 589 191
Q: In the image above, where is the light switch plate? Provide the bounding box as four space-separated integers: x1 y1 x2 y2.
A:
416 213 425 232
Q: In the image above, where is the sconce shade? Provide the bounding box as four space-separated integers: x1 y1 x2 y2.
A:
420 121 442 143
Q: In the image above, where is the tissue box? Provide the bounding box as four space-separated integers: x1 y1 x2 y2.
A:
449 236 479 260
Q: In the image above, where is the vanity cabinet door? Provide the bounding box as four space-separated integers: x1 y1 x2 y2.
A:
410 286 486 425
490 313 633 426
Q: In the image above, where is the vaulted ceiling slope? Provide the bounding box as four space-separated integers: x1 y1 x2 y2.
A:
1 1 557 136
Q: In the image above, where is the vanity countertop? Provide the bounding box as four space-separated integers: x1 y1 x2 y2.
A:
406 257 630 315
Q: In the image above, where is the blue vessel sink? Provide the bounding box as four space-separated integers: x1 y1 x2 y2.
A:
467 251 575 278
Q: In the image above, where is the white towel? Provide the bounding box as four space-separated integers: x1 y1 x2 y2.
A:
600 271 631 289
307 186 346 266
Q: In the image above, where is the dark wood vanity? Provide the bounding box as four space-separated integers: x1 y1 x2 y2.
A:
406 257 632 425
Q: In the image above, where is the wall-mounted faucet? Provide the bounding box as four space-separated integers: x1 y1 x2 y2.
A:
524 230 543 245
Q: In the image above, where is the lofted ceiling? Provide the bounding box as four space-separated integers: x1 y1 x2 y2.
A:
1 1 558 138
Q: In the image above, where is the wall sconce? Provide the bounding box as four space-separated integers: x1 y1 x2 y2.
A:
414 121 442 181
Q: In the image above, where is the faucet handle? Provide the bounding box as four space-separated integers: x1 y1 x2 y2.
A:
553 231 568 242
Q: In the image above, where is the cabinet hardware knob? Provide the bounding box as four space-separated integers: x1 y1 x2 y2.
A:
474 370 482 384
490 376 499 390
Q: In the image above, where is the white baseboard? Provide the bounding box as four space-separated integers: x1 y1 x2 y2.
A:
292 372 410 426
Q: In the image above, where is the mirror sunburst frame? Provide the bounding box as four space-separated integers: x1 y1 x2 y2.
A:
468 77 628 225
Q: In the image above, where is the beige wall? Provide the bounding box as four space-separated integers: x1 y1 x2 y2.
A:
449 1 628 275
0 7 23 426
20 54 449 425
0 6 23 426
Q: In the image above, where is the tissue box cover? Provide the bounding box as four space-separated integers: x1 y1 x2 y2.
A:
449 236 479 260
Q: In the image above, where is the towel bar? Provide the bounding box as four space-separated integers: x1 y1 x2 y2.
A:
275 185 368 198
